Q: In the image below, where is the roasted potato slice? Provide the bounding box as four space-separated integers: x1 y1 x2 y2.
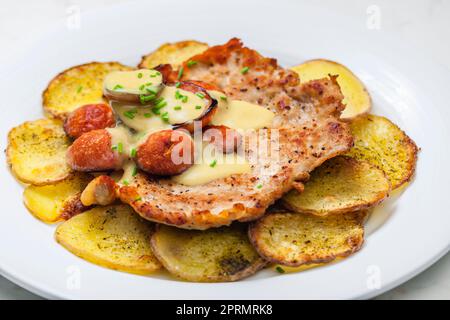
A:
23 173 92 223
249 211 366 267
346 114 418 189
291 59 371 119
55 205 161 275
7 118 71 185
282 156 390 216
138 40 208 69
43 62 133 119
151 223 266 282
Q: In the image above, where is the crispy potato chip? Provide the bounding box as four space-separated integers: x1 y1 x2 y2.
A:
23 173 92 223
43 62 132 119
151 223 266 282
248 211 366 267
138 40 208 69
55 205 161 275
7 119 71 185
282 156 390 216
346 114 418 189
291 59 371 119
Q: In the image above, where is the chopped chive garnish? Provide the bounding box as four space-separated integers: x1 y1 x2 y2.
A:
146 88 157 95
177 67 184 79
145 82 153 86
181 95 188 103
275 266 285 274
175 90 183 99
144 112 152 118
130 148 137 157
174 106 182 111
132 166 138 176
135 196 142 201
139 94 156 104
175 82 181 88
113 84 124 90
256 183 263 189
240 66 250 74
220 96 227 101
139 84 145 91
117 142 123 154
149 71 161 77
77 86 83 93
195 105 202 110
161 112 169 122
122 179 129 186
196 92 205 99
135 131 146 140
123 110 136 119
111 145 118 151
154 99 167 109
209 159 217 168
152 106 162 115
187 60 198 67
137 72 143 78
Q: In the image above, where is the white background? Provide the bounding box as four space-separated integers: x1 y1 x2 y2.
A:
0 0 449 299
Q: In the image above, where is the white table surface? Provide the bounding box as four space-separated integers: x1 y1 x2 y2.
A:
0 0 449 300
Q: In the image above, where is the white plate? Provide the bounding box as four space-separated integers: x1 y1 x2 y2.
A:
0 0 449 299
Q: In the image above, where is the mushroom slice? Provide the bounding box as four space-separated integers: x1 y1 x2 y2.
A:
103 69 163 103
170 81 218 132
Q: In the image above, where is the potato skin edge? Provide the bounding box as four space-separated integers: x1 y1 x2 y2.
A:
281 157 391 217
349 115 419 190
248 212 366 267
55 206 161 275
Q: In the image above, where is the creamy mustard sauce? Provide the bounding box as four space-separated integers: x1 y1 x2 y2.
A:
112 102 171 133
104 69 163 95
158 86 207 124
209 91 275 129
107 125 133 157
121 160 139 182
106 125 141 184
172 152 251 186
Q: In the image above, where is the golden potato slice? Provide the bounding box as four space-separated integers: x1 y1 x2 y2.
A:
151 223 266 282
282 156 390 216
43 62 133 119
23 173 92 223
346 114 418 189
55 205 161 275
291 59 371 119
138 40 208 69
249 211 366 267
7 119 71 185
